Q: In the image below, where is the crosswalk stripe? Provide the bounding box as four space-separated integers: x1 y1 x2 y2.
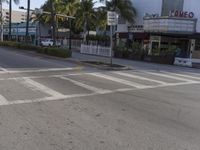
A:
161 71 200 81
59 76 111 94
0 67 81 74
0 95 9 105
0 67 8 73
19 78 65 98
114 72 168 85
89 73 150 89
143 71 195 83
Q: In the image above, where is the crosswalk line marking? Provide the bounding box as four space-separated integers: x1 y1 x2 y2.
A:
89 73 150 89
142 71 196 83
114 72 168 85
0 95 9 105
0 67 8 73
161 71 200 81
59 76 111 94
18 78 65 98
0 67 81 74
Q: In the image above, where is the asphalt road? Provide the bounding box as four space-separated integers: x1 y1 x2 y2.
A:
0 47 200 150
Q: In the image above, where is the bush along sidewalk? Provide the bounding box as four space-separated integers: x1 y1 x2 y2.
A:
0 41 71 58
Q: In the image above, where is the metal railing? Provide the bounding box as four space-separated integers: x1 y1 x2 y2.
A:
80 44 111 57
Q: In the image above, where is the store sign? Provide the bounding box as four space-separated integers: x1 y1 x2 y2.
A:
128 25 144 33
107 11 118 26
143 18 196 34
169 10 194 18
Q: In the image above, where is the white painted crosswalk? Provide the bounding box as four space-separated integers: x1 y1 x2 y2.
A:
0 69 200 106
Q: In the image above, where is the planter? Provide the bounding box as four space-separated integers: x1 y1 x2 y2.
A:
144 55 174 64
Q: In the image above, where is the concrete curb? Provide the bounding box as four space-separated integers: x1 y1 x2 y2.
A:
67 58 131 70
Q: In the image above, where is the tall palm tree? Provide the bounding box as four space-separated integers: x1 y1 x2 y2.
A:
75 0 96 41
9 0 19 40
57 0 79 17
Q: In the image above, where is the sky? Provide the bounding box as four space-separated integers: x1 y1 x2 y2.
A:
2 0 47 11
2 0 103 11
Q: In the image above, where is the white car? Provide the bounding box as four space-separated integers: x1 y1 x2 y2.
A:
41 39 61 47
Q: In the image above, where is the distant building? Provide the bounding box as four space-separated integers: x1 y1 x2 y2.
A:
116 0 200 67
2 9 27 24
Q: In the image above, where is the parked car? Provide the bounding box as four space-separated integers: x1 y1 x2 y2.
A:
41 39 61 47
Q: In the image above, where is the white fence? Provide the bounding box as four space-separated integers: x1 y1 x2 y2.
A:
80 44 112 57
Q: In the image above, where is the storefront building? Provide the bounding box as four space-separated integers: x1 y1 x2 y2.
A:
3 23 38 45
117 0 200 67
3 22 69 45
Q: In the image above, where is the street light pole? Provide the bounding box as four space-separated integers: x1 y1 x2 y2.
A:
25 0 30 43
50 0 56 46
69 18 72 50
9 0 12 40
0 0 3 41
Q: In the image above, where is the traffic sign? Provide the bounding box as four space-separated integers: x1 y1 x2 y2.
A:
107 11 118 26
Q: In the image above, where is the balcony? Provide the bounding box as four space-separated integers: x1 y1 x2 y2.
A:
143 17 197 34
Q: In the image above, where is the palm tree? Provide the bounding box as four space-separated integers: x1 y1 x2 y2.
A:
57 0 79 17
106 0 136 24
8 0 19 40
75 0 96 42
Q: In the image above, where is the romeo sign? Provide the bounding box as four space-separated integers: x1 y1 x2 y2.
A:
169 10 194 18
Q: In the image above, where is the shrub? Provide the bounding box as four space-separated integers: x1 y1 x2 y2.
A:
0 41 71 58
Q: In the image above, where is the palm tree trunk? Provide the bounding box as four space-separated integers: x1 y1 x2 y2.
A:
9 0 12 40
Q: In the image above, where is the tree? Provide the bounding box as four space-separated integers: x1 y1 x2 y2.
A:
75 0 96 41
9 0 20 40
106 0 136 24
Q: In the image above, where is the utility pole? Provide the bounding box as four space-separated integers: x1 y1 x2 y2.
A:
69 18 72 50
82 0 87 43
0 0 3 41
9 0 12 40
25 0 30 43
50 0 56 46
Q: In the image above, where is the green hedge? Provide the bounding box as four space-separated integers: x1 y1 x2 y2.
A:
0 41 71 58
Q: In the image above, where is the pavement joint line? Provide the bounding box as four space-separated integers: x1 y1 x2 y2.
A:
0 67 82 74
18 78 65 97
114 71 168 85
88 72 151 89
59 76 111 94
0 81 199 107
141 71 196 83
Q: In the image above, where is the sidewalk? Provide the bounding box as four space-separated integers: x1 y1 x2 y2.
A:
69 51 200 73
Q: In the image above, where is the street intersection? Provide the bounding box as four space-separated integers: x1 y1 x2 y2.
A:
0 47 200 150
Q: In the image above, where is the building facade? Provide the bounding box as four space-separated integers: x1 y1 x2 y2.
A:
117 0 200 67
2 9 27 24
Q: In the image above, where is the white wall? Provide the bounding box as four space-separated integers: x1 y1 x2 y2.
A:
132 0 163 25
183 0 200 33
117 0 163 33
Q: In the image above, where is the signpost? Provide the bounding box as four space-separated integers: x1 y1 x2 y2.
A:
107 11 117 66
